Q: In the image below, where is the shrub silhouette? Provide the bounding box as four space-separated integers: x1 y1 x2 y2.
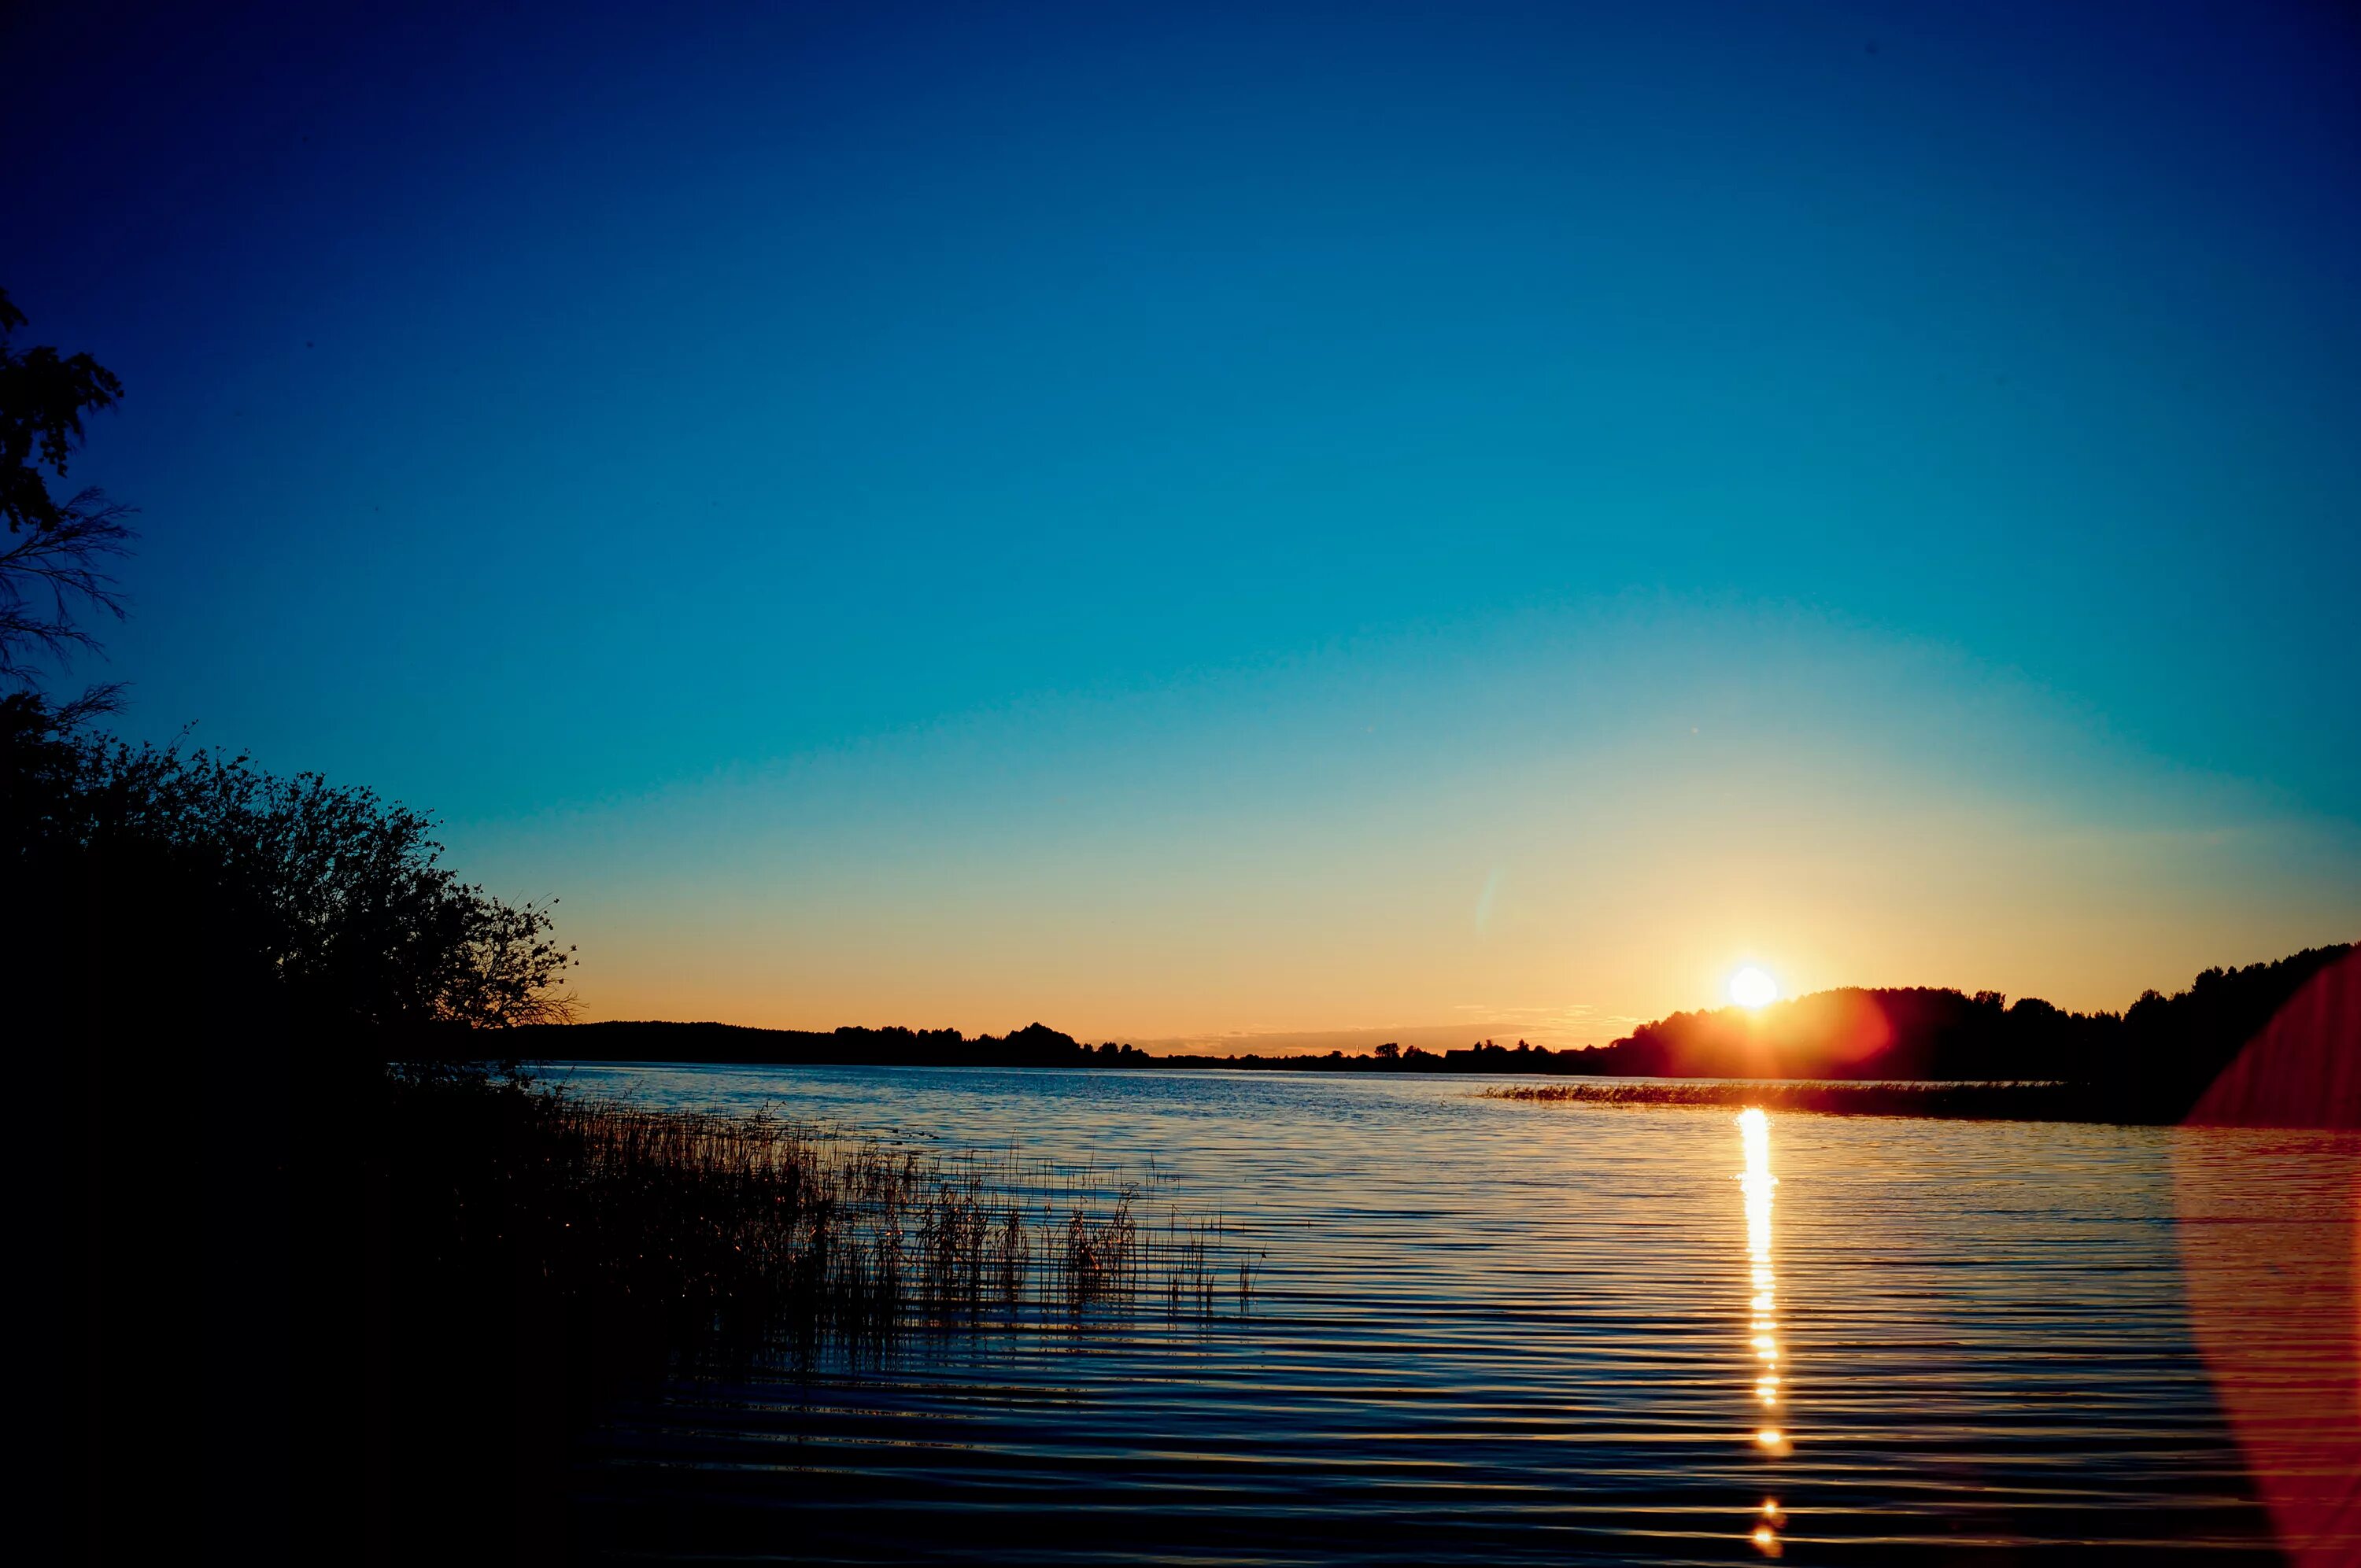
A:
7 690 575 1053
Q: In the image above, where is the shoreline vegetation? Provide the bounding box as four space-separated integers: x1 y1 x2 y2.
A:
365 1068 1258 1557
528 942 2352 1125
384 1070 1256 1360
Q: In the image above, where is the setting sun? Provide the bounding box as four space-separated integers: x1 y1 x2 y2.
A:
1730 967 1779 1009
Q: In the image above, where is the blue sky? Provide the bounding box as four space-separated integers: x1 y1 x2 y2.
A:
6 1 2355 1040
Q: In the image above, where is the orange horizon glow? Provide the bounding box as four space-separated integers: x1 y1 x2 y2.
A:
471 611 2358 1050
559 939 2341 1055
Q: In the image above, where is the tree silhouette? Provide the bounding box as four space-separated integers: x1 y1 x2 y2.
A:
2 286 579 1059
8 701 579 1046
2 286 135 695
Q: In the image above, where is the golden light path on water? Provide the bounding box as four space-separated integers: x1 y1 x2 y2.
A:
1738 1107 1788 1557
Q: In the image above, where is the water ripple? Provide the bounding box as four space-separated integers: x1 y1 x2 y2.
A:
544 1064 2354 1563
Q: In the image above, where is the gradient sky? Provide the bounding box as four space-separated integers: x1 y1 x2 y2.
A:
6 1 2356 1046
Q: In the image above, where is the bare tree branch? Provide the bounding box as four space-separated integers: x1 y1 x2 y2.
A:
0 485 136 686
3 290 134 692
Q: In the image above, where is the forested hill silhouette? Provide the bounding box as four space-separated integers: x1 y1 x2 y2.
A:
532 944 2351 1118
1568 944 2351 1100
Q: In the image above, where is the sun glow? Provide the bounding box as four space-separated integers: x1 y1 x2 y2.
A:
1729 965 1779 1008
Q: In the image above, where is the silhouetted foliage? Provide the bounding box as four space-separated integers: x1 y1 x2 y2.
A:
5 290 593 1558
12 682 583 1552
1 288 134 691
6 689 577 1050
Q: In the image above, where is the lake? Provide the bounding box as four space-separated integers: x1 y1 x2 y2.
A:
541 1063 2357 1564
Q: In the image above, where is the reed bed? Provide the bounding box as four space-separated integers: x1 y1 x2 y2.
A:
1480 1078 2109 1120
380 1079 1251 1380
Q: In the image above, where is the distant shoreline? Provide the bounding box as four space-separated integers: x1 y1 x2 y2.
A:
1480 1078 2118 1122
521 945 2352 1127
535 1059 2141 1123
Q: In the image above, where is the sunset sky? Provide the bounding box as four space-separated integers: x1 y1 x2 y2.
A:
8 1 2356 1049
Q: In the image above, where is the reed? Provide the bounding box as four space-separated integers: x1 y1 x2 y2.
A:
379 1078 1253 1382
1479 1078 2117 1120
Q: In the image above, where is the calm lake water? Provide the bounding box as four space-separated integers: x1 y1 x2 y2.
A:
542 1064 2358 1565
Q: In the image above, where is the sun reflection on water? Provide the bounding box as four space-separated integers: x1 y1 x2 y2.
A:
1738 1108 1790 1552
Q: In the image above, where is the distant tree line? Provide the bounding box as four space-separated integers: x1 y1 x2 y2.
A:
535 1019 1156 1069
534 943 2351 1121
